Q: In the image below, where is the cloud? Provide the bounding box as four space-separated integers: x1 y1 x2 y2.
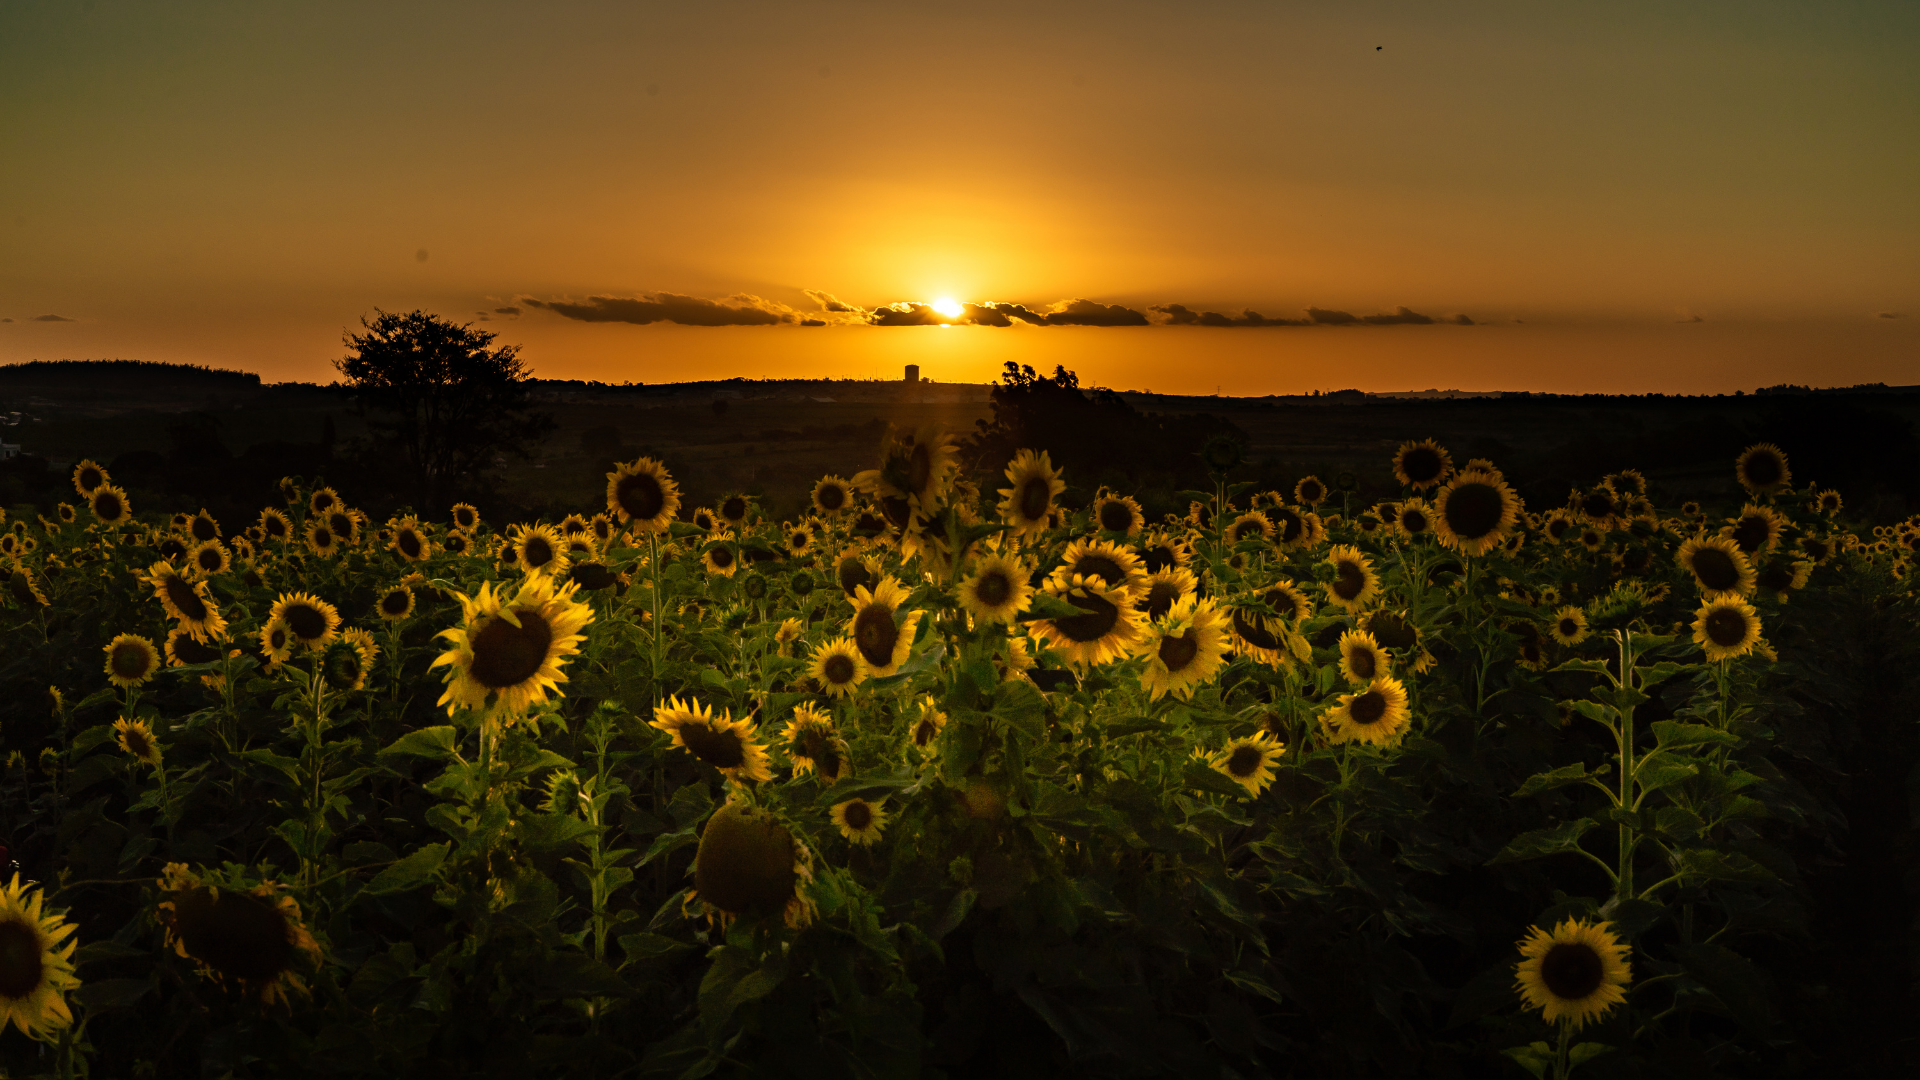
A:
1676 313 1705 323
1360 306 1435 325
1041 298 1150 326
1152 304 1465 327
1878 311 1905 319
804 290 864 314
31 314 74 322
1152 305 1308 327
524 292 796 326
494 306 521 316
0 318 10 323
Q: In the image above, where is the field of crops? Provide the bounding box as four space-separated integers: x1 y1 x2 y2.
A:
0 430 1914 1078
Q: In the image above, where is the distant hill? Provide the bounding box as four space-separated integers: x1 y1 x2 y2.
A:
0 359 261 393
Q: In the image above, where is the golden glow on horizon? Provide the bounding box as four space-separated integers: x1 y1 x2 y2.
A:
931 298 964 319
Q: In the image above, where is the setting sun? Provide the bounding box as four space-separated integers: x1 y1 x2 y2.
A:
931 298 964 319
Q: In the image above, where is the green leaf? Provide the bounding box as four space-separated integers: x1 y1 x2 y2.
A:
1018 593 1086 621
1570 1043 1615 1067
73 978 151 1012
638 827 698 868
1633 753 1699 796
363 843 448 895
237 749 303 784
1652 721 1739 749
1553 659 1613 676
1676 943 1773 1034
1501 1041 1555 1079
698 946 788 1038
516 813 596 851
1514 762 1594 797
1489 819 1596 864
379 726 462 759
620 932 695 964
1222 969 1284 1004
1673 848 1778 886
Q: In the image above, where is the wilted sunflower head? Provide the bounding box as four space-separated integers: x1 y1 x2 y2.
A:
1735 442 1791 493
104 633 161 688
156 864 322 1006
693 800 806 922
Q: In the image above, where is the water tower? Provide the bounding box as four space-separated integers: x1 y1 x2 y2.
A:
904 364 920 383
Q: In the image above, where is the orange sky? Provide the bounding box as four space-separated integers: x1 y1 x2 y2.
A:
3 1 1916 392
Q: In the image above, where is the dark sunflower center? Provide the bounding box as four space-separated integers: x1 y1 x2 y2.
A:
1548 518 1571 539
791 531 808 548
164 575 210 620
327 512 352 538
110 641 151 680
1401 447 1444 483
817 483 846 511
722 496 748 522
125 728 155 759
1333 561 1366 601
1072 556 1126 589
1272 509 1303 543
1300 481 1324 502
159 539 187 561
1558 618 1579 638
1234 611 1280 650
523 537 554 568
172 887 294 984
842 801 872 830
1804 539 1829 560
1742 452 1784 487
77 466 103 490
616 472 665 520
1704 607 1750 647
399 531 422 558
571 562 616 590
284 602 328 642
1231 519 1262 542
1731 517 1770 553
266 516 287 537
973 570 1011 607
1368 613 1416 648
313 493 336 512
311 527 334 550
709 547 735 570
192 516 218 542
1349 690 1387 725
743 575 768 599
1400 509 1428 533
853 606 901 666
1145 580 1181 619
1157 630 1199 672
823 654 856 684
1099 502 1133 532
0 920 45 998
808 734 841 777
1226 745 1263 778
838 559 871 595
879 496 912 530
913 719 936 746
679 721 747 768
95 492 123 519
381 591 411 615
173 635 221 664
1347 645 1376 680
1540 942 1604 1000
1054 592 1120 643
468 609 554 688
197 548 223 573
1581 491 1616 519
1018 477 1052 522
268 626 289 651
1143 545 1175 573
1446 483 1505 539
447 535 467 554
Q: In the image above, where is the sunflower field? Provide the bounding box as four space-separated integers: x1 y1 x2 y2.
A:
0 428 1916 1079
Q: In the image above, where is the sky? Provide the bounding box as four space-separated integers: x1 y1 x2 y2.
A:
2 0 1916 393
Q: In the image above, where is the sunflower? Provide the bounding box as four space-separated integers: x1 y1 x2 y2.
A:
1575 486 1621 530
375 583 415 622
1542 511 1576 544
687 507 718 533
1227 584 1311 666
718 494 753 529
156 864 322 1007
1336 629 1391 685
1140 566 1198 620
650 697 773 783
1735 442 1791 493
1092 492 1146 536
1692 598 1762 662
1186 501 1213 530
147 559 230 639
1512 621 1547 671
308 487 341 516
1139 596 1230 701
1799 534 1834 565
305 522 340 558
999 449 1066 538
693 799 813 926
164 627 224 667
831 797 888 846
1034 573 1146 669
1724 504 1783 556
255 507 292 543
55 503 76 525
781 705 849 781
156 536 189 563
187 539 230 579
1321 676 1413 746
71 459 109 497
785 523 815 556
1433 468 1521 556
1294 475 1328 507
809 637 868 698
1392 439 1453 491
89 484 131 525
1514 919 1631 1030
1226 511 1273 544
6 567 47 608
773 617 805 657
1548 606 1590 646
1811 489 1843 516
600 456 679 533
703 541 740 578
390 517 432 562
1271 506 1323 550
848 576 922 676
1138 528 1194 574
855 425 958 516
1676 535 1754 599
511 523 567 575
1323 545 1379 613
909 697 948 751
1755 557 1813 601
957 555 1033 623
432 574 594 721
1578 527 1605 552
443 530 472 557
0 875 80 1039
271 592 342 651
996 635 1037 683
1394 499 1434 538
323 628 379 692
797 474 851 518
258 619 293 670
101 631 161 688
1212 733 1285 797
1053 537 1149 602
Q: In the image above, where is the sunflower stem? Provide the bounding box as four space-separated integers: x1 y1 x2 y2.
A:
1615 629 1635 904
649 531 663 693
1552 1019 1574 1080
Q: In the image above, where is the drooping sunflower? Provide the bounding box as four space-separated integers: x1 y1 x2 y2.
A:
143 561 229 641
390 517 432 562
692 799 813 927
322 628 379 692
1226 511 1273 544
1392 439 1453 491
1034 573 1147 669
1212 733 1285 797
1514 919 1632 1030
957 555 1033 623
156 863 322 1007
1053 537 1150 602
605 457 681 532
1735 442 1791 493
71 459 110 497
1321 675 1413 747
1548 606 1590 646
432 574 594 721
1724 504 1783 556
89 484 132 525
0 874 80 1039
305 522 340 559
848 576 922 677
164 626 224 668
832 797 889 845
1692 598 1762 662
1512 621 1548 671
1294 475 1328 507
1323 545 1379 613
6 567 48 608
511 523 568 575
808 637 868 698
909 697 949 752
1336 629 1392 685
1676 534 1754 599
999 449 1066 538
783 706 850 781
1139 596 1230 702
773 617 805 658
650 696 773 783
113 715 164 766
1139 565 1198 620
187 539 230 579
271 592 342 651
308 486 341 516
855 425 958 517
1433 468 1521 556
1092 492 1146 536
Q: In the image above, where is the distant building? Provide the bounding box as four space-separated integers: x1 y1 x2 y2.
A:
0 442 19 461
904 365 920 383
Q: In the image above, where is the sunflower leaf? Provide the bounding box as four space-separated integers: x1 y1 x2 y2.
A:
1514 762 1594 797
378 726 461 760
1488 818 1597 864
1019 593 1087 621
364 842 448 895
1652 721 1740 749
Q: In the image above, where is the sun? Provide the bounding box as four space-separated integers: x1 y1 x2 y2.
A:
931 297 963 319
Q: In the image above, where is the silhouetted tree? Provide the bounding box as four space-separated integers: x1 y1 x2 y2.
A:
335 310 553 510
